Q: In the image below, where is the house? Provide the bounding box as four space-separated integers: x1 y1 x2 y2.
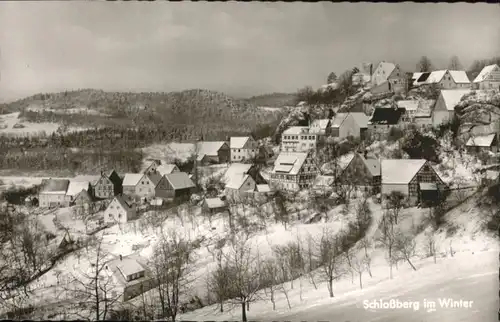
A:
155 172 195 200
381 159 447 206
93 170 122 199
341 152 381 194
196 141 230 165
65 181 92 206
370 62 406 93
331 112 369 140
309 119 332 136
24 195 39 207
143 160 162 176
223 163 258 198
352 63 373 86
104 255 154 302
432 89 471 127
122 173 158 201
269 151 319 191
465 133 498 153
413 70 471 89
230 136 258 163
472 64 500 90
202 197 228 215
368 107 405 136
39 179 70 208
155 164 180 176
281 126 317 152
103 195 137 224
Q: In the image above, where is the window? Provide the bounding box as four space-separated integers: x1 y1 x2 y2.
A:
118 214 122 219
109 214 113 218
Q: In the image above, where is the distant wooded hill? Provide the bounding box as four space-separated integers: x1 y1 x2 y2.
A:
243 92 298 108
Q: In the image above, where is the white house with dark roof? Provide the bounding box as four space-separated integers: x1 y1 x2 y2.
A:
472 64 500 90
39 179 70 208
155 172 195 200
331 112 369 140
196 141 230 165
281 126 317 152
466 133 498 153
269 151 319 191
223 163 257 198
381 159 447 205
155 164 180 176
432 89 471 127
103 195 137 224
230 136 258 163
413 70 471 89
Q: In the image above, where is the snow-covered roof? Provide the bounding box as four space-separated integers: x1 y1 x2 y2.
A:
381 159 427 184
426 70 447 84
465 133 496 147
359 154 381 177
332 113 369 128
412 72 423 81
256 184 271 192
196 141 227 157
230 137 250 149
374 62 397 79
310 119 331 132
485 170 499 181
449 70 470 84
40 179 69 194
414 99 434 117
224 163 253 189
165 172 195 190
111 195 133 211
473 64 499 83
156 164 178 176
115 258 144 278
440 89 471 111
204 197 226 209
282 126 310 135
272 151 309 175
122 173 144 187
66 181 90 197
397 100 419 111
314 175 335 187
148 172 162 186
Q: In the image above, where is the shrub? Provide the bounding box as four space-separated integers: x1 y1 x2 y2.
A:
401 126 440 162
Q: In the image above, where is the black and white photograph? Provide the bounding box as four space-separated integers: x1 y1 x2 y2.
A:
0 2 499 321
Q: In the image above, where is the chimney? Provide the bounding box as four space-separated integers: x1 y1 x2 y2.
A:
119 254 122 261
364 149 368 159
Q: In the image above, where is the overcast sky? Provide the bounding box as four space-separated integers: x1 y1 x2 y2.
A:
0 2 499 102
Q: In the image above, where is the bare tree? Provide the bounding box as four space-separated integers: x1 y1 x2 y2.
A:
206 238 230 313
223 233 262 322
150 230 195 322
260 258 284 311
316 227 344 297
384 191 405 225
416 56 433 72
424 231 437 264
393 231 417 271
448 55 463 70
375 212 397 279
358 237 373 277
66 236 121 321
304 234 319 289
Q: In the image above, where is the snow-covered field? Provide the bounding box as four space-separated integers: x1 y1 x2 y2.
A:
0 112 91 137
26 106 108 116
141 142 196 163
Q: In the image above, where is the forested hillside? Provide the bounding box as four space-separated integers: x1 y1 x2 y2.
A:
244 92 297 108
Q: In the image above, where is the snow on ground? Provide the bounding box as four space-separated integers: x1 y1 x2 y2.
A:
0 176 47 189
26 106 109 116
141 142 196 163
366 140 400 159
0 112 60 136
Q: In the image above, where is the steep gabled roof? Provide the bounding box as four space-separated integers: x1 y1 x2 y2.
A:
272 151 310 175
466 133 496 147
224 163 254 189
283 126 310 135
204 197 226 209
332 113 368 129
112 195 133 211
449 70 470 84
473 64 499 83
440 90 471 111
164 172 195 190
381 159 427 184
147 172 162 187
331 113 349 128
358 154 381 177
122 173 144 187
230 137 251 149
196 141 228 157
156 164 178 176
310 119 331 131
374 62 397 80
369 107 405 125
426 70 447 84
66 181 91 197
397 100 419 111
